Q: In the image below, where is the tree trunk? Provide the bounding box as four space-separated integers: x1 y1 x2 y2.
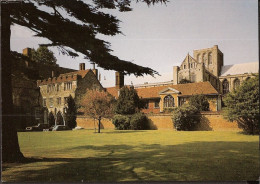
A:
98 116 101 133
1 4 24 162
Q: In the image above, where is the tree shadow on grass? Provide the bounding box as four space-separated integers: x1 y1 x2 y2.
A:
2 141 259 182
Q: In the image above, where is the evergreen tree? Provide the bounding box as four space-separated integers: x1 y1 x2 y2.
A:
1 0 166 162
115 86 141 115
31 46 57 65
223 76 259 135
65 95 77 129
48 111 55 126
188 95 209 111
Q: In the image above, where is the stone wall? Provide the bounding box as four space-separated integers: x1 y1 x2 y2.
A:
76 112 240 131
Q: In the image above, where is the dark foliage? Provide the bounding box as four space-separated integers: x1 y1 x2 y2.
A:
31 46 57 65
223 76 259 135
56 111 64 125
112 114 131 130
48 111 55 126
5 0 167 76
172 104 201 131
65 95 77 129
130 113 149 130
188 95 209 111
114 86 141 115
179 79 192 84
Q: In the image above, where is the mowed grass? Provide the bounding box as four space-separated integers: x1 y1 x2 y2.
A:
2 130 259 182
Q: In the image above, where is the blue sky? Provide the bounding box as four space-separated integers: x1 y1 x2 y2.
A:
11 0 258 87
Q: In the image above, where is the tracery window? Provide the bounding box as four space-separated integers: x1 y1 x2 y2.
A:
233 78 240 90
223 80 229 94
163 95 174 108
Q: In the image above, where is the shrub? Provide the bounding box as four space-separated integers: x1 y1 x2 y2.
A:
48 112 55 126
112 114 130 130
188 94 209 111
130 113 149 130
223 76 259 135
172 104 200 131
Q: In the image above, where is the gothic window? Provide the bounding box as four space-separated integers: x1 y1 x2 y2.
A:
209 52 212 64
184 65 186 69
197 54 201 63
163 95 174 108
233 78 240 90
223 80 229 94
203 53 207 64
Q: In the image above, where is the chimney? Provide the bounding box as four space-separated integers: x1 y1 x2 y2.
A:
79 63 85 70
23 48 32 58
91 62 98 78
51 71 55 77
115 72 124 89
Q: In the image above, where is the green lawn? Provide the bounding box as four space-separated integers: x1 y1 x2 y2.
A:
2 130 259 182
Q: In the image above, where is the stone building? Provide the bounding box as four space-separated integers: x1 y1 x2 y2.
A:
173 45 258 94
107 45 258 113
12 48 76 129
37 63 103 125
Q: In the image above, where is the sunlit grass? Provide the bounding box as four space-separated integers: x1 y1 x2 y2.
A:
2 130 259 182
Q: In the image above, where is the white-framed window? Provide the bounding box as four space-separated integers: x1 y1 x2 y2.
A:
164 95 174 108
49 98 53 107
64 82 72 90
57 97 61 105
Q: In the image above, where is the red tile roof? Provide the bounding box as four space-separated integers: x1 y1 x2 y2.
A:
106 82 218 99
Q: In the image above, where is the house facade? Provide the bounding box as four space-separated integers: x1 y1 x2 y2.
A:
37 63 103 124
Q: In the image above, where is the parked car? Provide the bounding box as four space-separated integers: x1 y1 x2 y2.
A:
26 124 50 131
72 126 84 130
52 125 71 131
49 125 56 131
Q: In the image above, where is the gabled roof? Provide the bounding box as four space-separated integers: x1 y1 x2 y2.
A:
60 69 91 78
220 62 258 77
107 82 218 99
159 87 180 94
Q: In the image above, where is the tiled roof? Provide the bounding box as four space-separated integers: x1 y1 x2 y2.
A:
220 62 258 77
37 69 91 85
107 82 218 99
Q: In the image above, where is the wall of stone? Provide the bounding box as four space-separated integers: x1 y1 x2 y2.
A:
76 112 240 131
